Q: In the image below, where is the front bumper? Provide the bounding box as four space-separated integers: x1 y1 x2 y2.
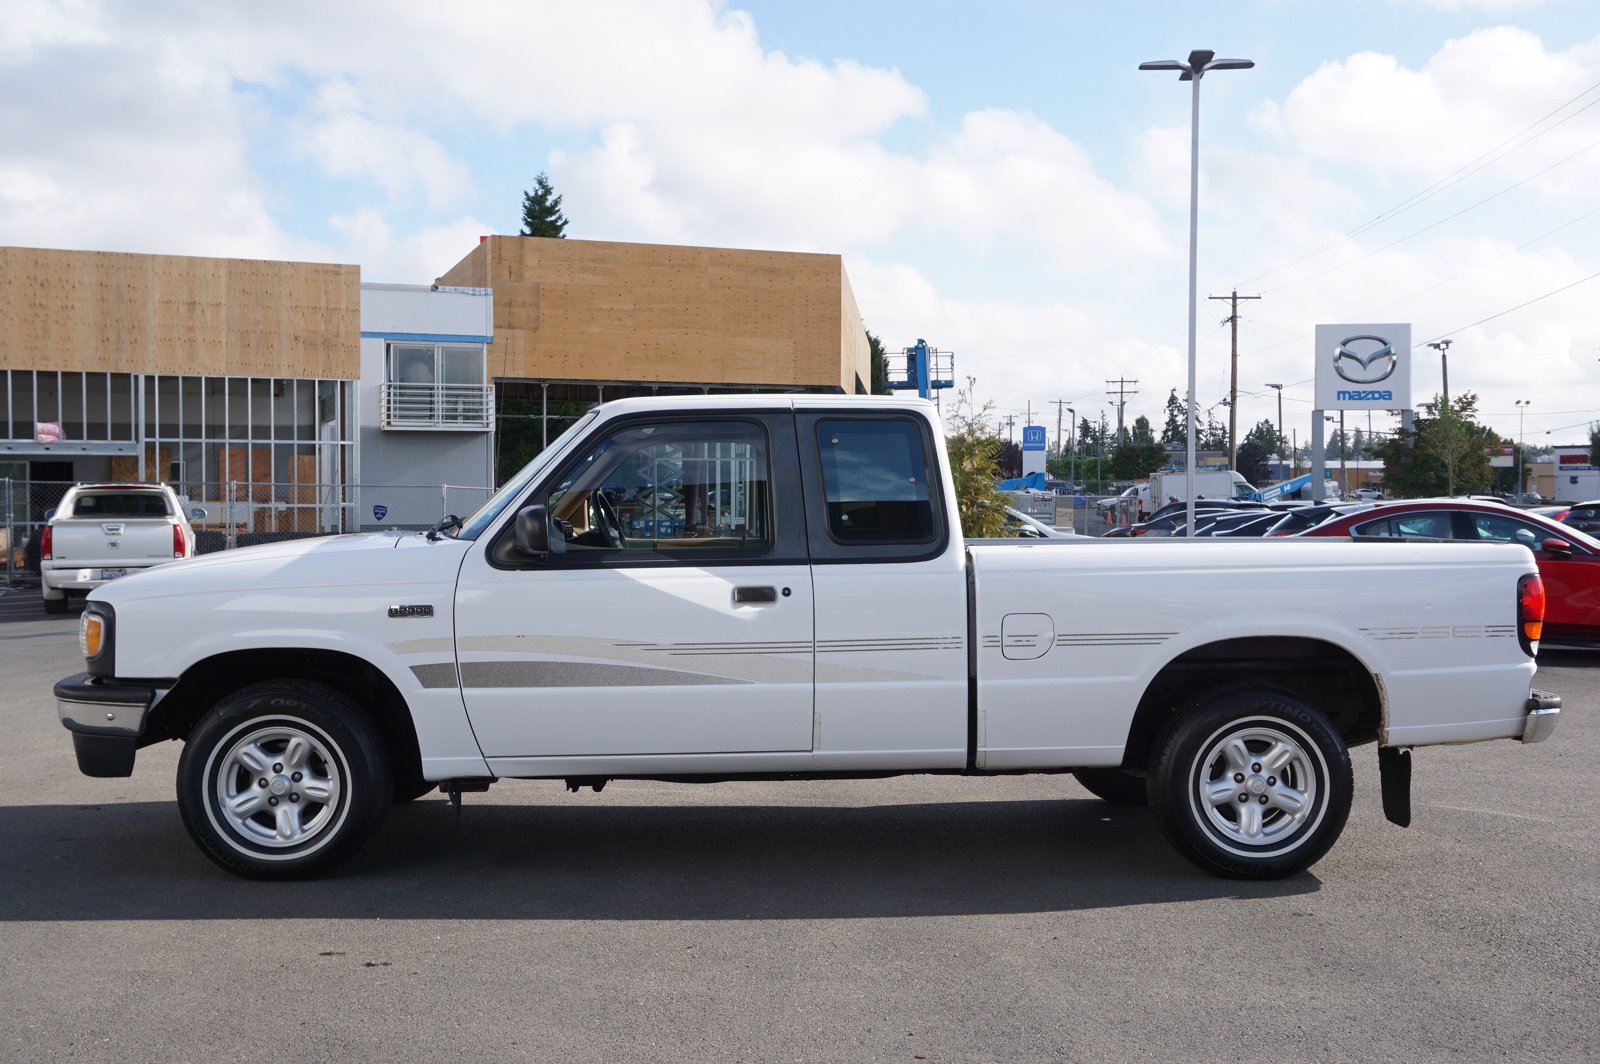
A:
55 673 159 777
1523 689 1561 744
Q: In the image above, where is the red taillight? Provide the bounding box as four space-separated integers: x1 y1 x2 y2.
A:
1518 573 1545 656
42 525 53 561
172 522 186 558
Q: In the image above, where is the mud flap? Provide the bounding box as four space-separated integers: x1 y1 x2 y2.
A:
1378 746 1411 828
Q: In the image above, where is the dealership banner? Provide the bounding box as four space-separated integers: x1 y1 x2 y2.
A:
1313 324 1412 411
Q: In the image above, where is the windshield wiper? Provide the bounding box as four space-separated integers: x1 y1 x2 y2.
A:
426 514 463 541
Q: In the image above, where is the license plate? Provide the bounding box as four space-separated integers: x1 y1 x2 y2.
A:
101 568 127 580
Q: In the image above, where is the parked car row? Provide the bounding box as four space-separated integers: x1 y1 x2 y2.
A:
1105 496 1600 646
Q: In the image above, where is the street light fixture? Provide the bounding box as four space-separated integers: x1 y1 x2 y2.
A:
1516 400 1532 499
1140 49 1254 533
1425 339 1452 403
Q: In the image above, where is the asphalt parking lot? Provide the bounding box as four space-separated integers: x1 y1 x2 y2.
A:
1 588 1595 1063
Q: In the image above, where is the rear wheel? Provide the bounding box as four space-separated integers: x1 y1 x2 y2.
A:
42 593 67 615
177 681 390 879
1150 687 1352 879
1071 767 1149 806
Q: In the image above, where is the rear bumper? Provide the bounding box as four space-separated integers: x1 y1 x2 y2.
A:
1523 689 1561 744
55 673 160 777
42 565 156 592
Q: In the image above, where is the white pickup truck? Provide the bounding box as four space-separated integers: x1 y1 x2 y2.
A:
40 483 194 614
54 395 1560 881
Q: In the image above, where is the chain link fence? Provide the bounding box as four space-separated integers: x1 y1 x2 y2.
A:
3 478 493 588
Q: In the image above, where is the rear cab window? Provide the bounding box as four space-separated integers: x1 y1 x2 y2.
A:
799 412 948 563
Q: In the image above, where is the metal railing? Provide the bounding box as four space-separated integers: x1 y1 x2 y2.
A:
379 382 494 429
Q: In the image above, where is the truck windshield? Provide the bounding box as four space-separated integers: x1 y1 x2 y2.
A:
456 410 600 540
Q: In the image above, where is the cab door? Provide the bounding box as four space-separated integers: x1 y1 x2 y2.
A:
454 412 814 762
795 411 969 769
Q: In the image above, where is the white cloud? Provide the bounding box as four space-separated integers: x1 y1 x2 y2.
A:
296 82 473 210
328 207 493 283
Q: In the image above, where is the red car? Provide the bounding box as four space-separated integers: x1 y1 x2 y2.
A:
1300 499 1600 645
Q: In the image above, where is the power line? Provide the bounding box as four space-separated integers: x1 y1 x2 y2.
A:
1421 266 1600 347
1237 77 1600 287
1263 132 1600 296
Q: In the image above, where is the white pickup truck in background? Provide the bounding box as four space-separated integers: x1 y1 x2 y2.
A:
53 396 1560 881
41 483 194 614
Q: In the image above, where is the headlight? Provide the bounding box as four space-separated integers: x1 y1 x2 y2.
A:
80 610 105 660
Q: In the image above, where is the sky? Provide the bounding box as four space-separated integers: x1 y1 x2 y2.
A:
4 0 1600 454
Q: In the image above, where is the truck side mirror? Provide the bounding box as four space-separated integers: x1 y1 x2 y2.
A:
514 504 565 557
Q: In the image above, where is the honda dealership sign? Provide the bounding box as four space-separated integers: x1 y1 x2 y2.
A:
1314 324 1411 411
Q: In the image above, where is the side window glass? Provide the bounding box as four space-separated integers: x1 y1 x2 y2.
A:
1471 515 1540 546
1353 513 1452 539
544 421 770 552
816 419 934 544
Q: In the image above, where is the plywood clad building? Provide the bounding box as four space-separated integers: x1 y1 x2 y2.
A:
437 236 872 394
0 247 359 379
3 236 874 540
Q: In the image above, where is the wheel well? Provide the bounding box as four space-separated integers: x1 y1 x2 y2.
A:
1118 637 1381 773
144 649 423 785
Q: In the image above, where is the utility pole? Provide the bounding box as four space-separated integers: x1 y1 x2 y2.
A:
1050 399 1071 473
1002 414 1017 444
1210 290 1261 470
1265 382 1284 476
1105 378 1138 447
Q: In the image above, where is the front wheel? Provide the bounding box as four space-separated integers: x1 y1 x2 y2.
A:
177 681 390 879
1150 688 1352 879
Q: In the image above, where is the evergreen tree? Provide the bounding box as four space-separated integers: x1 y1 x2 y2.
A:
1242 419 1284 462
520 172 569 237
1589 421 1600 466
1130 414 1156 445
867 331 891 395
1161 389 1186 445
1235 440 1272 487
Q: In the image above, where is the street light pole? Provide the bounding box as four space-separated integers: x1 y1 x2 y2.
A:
1066 406 1076 489
1426 339 1452 404
1426 339 1455 496
1266 382 1284 476
1141 49 1254 533
1516 400 1531 498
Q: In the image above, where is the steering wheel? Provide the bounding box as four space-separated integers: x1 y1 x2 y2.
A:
590 491 626 549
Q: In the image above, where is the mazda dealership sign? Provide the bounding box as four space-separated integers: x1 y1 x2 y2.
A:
1314 324 1411 410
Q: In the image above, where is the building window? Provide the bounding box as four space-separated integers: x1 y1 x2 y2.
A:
383 343 490 429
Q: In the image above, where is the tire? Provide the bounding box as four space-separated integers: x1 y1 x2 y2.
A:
1072 767 1150 806
176 681 391 879
42 593 67 615
1150 687 1352 879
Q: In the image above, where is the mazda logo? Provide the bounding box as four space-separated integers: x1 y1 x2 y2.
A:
1332 335 1398 384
